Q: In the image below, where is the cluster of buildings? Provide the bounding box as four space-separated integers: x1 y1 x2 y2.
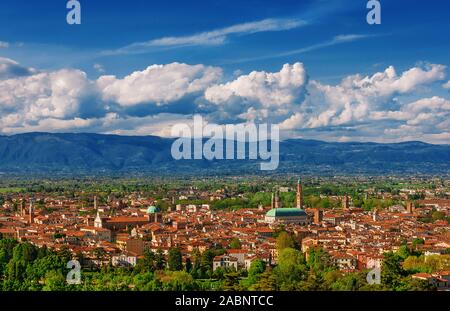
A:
0 179 449 289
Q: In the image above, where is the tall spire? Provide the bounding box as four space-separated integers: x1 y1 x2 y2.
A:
29 199 34 224
296 178 303 209
274 189 281 209
94 196 102 228
20 200 24 216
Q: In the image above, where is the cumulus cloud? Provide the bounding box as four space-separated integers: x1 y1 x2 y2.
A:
0 58 448 144
0 61 224 134
275 64 448 143
97 63 222 106
301 64 446 128
363 96 449 143
204 63 307 122
0 69 94 130
279 112 306 130
315 63 445 101
443 80 450 89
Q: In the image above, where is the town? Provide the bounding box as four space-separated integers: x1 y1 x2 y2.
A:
0 176 448 291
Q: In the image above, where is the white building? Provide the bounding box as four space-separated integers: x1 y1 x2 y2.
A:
212 255 238 271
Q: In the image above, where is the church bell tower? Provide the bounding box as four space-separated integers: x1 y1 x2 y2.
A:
296 178 303 209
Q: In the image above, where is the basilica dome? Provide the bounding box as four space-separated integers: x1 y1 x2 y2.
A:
146 205 160 214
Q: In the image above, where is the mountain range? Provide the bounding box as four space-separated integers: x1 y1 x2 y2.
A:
0 132 448 176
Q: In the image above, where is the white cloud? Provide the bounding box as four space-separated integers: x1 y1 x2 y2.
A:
1 117 95 134
279 34 371 58
406 96 450 113
0 69 93 129
302 64 446 128
97 63 222 106
0 41 9 48
105 113 196 137
229 34 371 64
215 63 446 130
279 112 306 130
0 58 448 144
105 18 306 55
205 63 307 122
0 57 36 80
443 80 450 89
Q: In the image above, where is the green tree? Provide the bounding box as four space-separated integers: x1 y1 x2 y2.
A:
381 252 406 290
185 257 192 273
37 245 50 259
221 272 241 291
190 248 202 278
252 269 278 291
155 248 166 270
168 248 183 271
274 248 306 290
158 271 195 291
199 249 216 278
276 232 295 252
307 248 334 272
247 259 266 284
0 239 18 277
57 246 72 263
5 242 38 286
133 271 155 290
26 253 66 282
328 272 367 291
412 238 425 250
296 271 325 291
398 277 435 291
397 245 413 260
42 270 67 291
136 250 156 273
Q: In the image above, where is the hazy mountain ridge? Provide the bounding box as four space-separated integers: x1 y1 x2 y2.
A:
0 133 448 176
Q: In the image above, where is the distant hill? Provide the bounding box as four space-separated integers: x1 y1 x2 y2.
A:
0 132 448 176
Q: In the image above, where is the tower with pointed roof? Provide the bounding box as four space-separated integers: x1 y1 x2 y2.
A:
296 178 303 209
94 196 103 228
28 200 34 224
274 189 281 209
19 200 24 216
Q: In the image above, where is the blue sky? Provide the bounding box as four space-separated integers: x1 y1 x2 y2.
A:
0 0 449 143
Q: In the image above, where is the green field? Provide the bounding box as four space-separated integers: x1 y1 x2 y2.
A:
0 187 25 194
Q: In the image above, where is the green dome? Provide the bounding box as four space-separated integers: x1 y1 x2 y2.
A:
146 206 160 214
266 208 307 217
